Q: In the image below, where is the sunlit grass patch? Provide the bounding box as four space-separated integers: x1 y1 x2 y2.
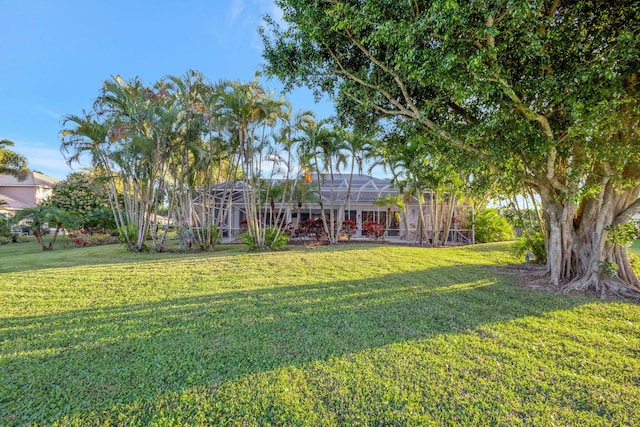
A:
1 242 639 425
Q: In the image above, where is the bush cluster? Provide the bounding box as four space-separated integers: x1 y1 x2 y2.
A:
241 226 289 251
292 219 325 240
512 231 547 264
340 219 357 239
66 230 118 247
362 220 385 240
474 209 514 243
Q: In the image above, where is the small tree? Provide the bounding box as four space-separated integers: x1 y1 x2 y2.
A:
13 205 72 251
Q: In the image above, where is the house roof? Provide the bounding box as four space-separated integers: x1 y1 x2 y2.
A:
0 172 59 187
201 174 429 205
0 194 31 211
0 172 58 213
314 173 398 203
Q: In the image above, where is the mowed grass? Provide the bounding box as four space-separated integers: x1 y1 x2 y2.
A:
1 240 639 426
629 239 640 255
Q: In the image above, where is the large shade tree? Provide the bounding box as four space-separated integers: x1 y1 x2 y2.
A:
44 172 114 231
262 0 640 296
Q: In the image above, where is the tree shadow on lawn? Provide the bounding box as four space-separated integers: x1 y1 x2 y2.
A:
0 265 592 424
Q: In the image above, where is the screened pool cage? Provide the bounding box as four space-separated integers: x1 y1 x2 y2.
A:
192 174 474 245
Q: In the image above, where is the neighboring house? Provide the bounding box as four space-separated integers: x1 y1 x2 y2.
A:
0 172 58 216
194 174 474 244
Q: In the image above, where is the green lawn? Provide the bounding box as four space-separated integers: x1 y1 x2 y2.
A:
629 239 640 255
1 241 639 426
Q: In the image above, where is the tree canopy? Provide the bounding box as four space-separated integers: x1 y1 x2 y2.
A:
262 0 640 296
0 139 29 180
45 172 115 231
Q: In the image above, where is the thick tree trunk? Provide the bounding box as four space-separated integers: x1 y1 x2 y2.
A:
541 184 640 299
47 222 63 250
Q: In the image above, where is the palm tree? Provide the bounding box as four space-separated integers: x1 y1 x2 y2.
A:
372 139 429 244
252 108 318 236
215 77 289 249
373 194 405 239
61 112 131 241
392 145 464 246
63 75 181 252
163 71 229 250
296 118 350 243
336 129 370 231
290 176 319 227
13 205 69 251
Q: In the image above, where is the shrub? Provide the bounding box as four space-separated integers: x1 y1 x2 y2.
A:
294 219 325 240
474 209 515 243
0 236 11 245
264 226 289 250
241 226 289 251
512 231 547 265
176 226 194 250
362 220 385 240
118 223 138 245
340 219 357 239
206 225 222 248
193 225 222 251
66 230 119 247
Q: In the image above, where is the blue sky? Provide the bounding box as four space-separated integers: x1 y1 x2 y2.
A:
0 0 334 180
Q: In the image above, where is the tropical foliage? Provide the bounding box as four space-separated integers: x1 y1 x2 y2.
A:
44 172 115 231
61 70 382 251
296 120 369 243
61 72 315 251
262 0 640 296
473 208 515 244
362 220 386 240
0 139 29 180
11 205 70 251
373 194 404 239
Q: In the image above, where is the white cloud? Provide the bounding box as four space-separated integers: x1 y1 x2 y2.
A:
256 0 284 24
35 105 61 120
255 0 285 32
249 0 286 51
12 140 81 180
227 0 246 27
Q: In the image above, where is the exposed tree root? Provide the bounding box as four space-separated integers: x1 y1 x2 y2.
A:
561 273 640 301
494 264 640 301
